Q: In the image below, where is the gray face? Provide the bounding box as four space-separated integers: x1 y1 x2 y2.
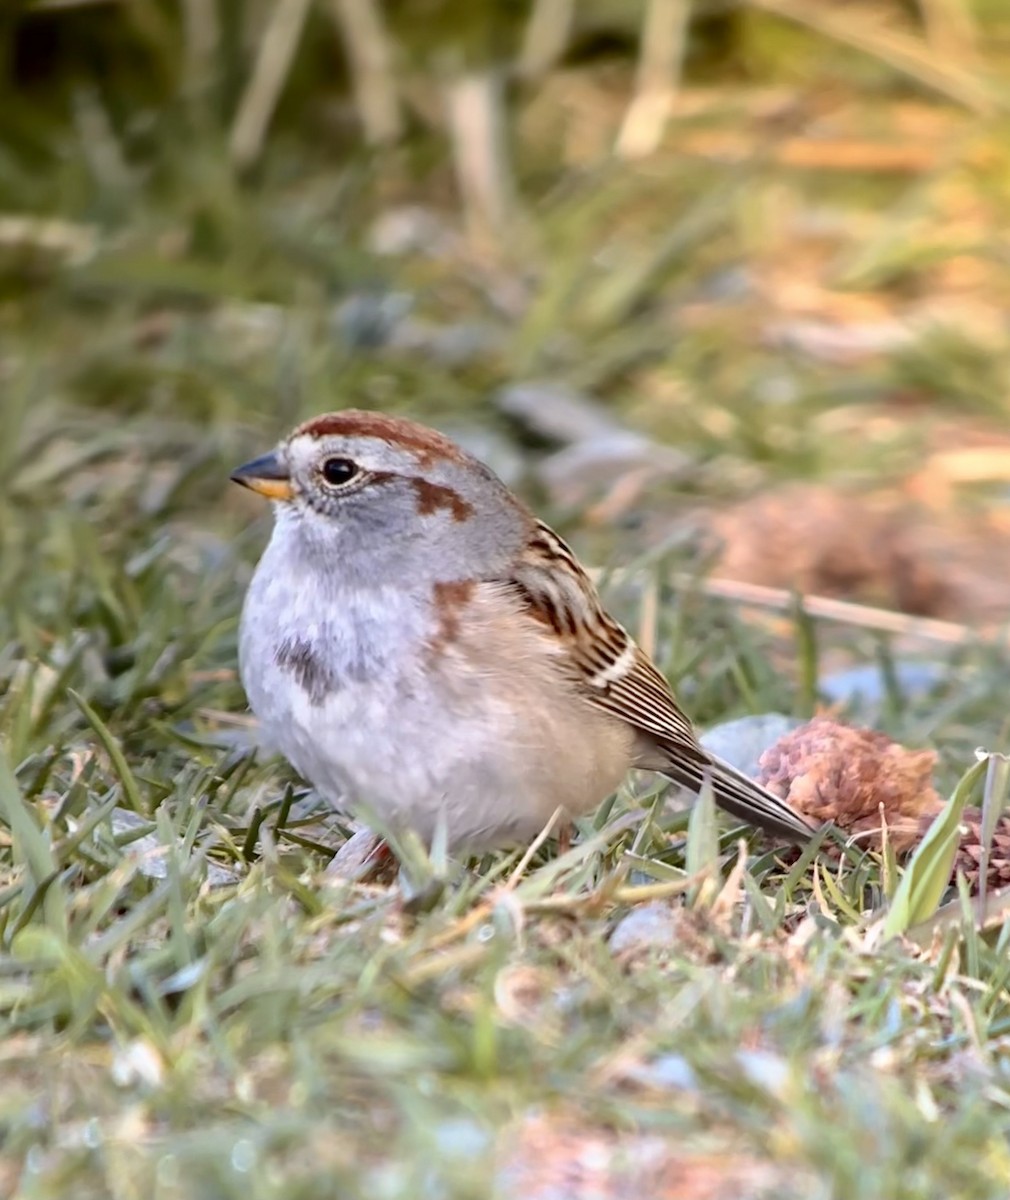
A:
268 429 531 589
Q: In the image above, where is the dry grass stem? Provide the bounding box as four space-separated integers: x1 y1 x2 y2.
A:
326 0 403 144
229 0 314 169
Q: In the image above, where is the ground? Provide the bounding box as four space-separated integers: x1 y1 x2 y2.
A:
3 4 1010 1197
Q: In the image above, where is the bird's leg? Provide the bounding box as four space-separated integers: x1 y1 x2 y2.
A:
556 819 573 857
326 825 394 882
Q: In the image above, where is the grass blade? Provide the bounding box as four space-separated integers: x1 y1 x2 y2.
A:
0 745 67 940
686 775 719 906
883 752 988 939
70 688 146 813
976 752 1010 921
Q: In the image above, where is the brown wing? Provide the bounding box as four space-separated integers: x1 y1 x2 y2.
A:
503 521 815 843
506 521 704 751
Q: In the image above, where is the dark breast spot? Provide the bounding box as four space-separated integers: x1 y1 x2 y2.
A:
428 579 476 656
274 637 339 705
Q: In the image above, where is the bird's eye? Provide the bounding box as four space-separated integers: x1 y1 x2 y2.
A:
320 457 359 487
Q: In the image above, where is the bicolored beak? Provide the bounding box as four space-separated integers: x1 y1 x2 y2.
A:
230 451 293 501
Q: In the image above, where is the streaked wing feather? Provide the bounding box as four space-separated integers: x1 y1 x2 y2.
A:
587 645 700 752
503 521 814 843
506 521 705 756
660 754 817 842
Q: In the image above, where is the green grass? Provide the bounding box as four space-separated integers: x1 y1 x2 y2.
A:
5 5 1010 1196
5 341 1010 1197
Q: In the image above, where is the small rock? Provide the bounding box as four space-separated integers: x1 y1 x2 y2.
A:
818 661 946 717
110 1039 164 1089
624 1053 698 1092
333 293 503 366
537 432 688 512
764 317 916 365
332 291 414 349
495 380 690 515
368 206 459 258
693 265 754 303
700 714 804 780
433 1117 491 1159
210 302 286 355
111 808 238 887
388 316 503 366
736 1048 790 1097
609 902 679 955
0 214 97 269
493 381 619 444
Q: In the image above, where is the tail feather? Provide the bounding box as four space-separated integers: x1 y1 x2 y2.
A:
662 754 816 844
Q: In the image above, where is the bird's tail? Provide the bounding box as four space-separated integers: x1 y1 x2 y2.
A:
663 753 816 844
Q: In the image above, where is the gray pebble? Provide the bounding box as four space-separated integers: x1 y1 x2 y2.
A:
609 902 680 954
700 713 804 779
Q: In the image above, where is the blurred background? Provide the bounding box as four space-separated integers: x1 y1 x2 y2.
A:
3 0 1010 662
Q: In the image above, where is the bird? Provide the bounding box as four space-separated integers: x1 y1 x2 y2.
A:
231 410 817 853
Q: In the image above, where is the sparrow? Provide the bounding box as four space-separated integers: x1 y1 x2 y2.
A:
232 410 817 852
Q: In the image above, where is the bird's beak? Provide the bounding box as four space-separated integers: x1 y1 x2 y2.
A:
230 451 293 501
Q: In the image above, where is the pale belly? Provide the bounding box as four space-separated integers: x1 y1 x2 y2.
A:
238 572 633 850
244 652 629 849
